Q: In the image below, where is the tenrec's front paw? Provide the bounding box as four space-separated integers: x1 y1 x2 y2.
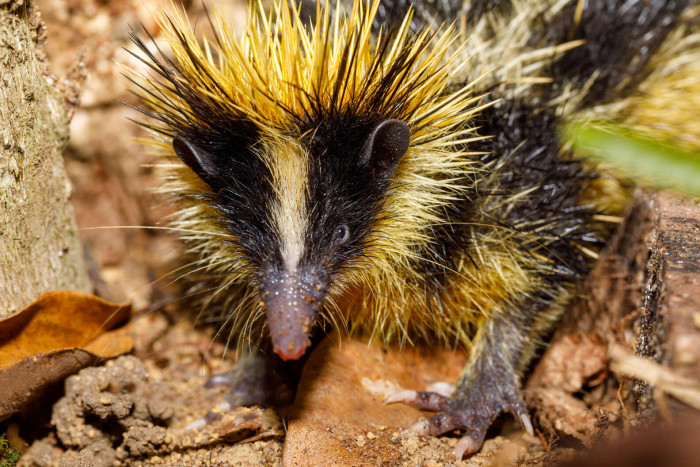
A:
387 384 533 459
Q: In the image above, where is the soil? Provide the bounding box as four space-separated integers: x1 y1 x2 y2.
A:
18 313 284 466
15 309 542 466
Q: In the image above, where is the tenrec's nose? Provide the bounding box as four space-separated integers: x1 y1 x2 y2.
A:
260 271 325 360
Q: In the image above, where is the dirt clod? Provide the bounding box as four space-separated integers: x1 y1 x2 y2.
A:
18 334 283 467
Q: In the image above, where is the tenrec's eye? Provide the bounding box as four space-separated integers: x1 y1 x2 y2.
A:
334 224 350 244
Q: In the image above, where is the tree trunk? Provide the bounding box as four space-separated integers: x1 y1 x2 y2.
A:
0 0 89 318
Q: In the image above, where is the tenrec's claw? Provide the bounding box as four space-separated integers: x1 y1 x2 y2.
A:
519 411 534 436
184 417 207 431
204 374 232 388
455 435 478 460
387 389 450 411
410 420 429 434
385 389 418 405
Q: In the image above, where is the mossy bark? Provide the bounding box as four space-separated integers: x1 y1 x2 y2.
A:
0 0 89 318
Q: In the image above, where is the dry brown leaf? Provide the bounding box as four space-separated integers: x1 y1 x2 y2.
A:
283 334 471 464
0 291 133 421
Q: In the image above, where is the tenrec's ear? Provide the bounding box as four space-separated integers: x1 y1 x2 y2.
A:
360 119 411 178
172 136 218 180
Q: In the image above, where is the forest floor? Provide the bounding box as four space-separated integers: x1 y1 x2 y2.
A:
3 0 700 465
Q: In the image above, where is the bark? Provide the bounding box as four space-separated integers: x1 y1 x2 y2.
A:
533 190 700 425
633 192 700 420
0 0 89 318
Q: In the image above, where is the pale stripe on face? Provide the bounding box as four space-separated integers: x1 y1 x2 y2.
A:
264 137 308 273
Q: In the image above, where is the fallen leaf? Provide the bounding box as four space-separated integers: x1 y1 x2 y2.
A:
283 333 469 464
0 291 133 421
212 407 283 445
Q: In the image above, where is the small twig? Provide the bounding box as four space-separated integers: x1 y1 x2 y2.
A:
609 344 700 418
535 427 549 451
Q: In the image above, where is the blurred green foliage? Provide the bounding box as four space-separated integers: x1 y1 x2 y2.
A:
566 122 700 196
